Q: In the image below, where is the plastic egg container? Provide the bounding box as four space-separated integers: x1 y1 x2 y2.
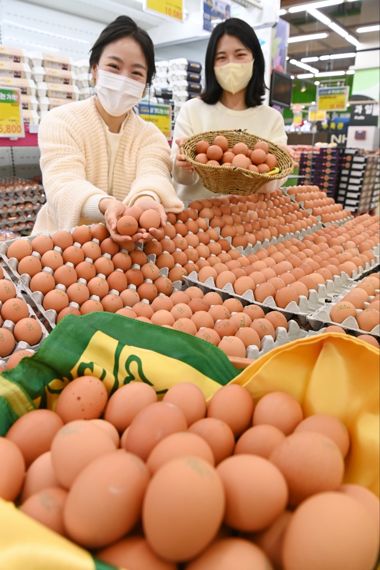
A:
285 185 353 225
308 272 380 339
0 266 48 360
186 191 321 251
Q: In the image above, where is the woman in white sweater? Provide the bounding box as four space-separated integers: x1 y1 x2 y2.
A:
173 18 290 203
34 16 183 239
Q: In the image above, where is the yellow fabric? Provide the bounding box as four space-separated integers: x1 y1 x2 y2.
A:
0 501 94 570
232 334 380 496
0 333 378 570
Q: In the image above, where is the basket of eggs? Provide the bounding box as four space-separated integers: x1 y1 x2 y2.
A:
182 130 293 196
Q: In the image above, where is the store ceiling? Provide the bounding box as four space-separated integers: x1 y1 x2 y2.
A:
281 0 380 75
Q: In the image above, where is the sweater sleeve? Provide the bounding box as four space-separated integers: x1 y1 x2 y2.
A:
38 112 107 230
269 111 288 146
171 103 199 186
125 122 184 213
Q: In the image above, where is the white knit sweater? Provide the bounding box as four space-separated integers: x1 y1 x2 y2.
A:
172 98 288 203
33 97 183 233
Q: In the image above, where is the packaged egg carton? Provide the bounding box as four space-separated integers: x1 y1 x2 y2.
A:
42 53 72 72
0 46 27 64
33 66 75 84
0 77 36 96
0 61 32 80
184 269 357 325
0 267 51 363
37 82 79 101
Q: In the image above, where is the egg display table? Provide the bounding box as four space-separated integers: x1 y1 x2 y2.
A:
0 187 379 368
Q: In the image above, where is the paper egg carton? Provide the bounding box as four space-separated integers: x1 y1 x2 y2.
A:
307 285 380 339
245 320 320 361
184 269 356 325
0 268 51 362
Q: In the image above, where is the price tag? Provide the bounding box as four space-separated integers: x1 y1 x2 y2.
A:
144 0 183 21
138 102 171 140
0 86 25 138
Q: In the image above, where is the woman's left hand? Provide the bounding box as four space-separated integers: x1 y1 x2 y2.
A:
133 196 167 240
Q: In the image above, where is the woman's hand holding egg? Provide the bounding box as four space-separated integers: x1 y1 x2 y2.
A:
99 198 132 244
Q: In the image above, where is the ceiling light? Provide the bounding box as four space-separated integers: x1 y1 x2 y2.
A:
288 0 343 13
301 56 319 62
288 32 329 43
315 70 346 77
308 8 362 48
320 52 356 60
297 73 315 78
279 8 287 15
356 24 380 34
290 58 319 73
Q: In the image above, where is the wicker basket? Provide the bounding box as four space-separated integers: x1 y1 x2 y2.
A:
182 129 293 196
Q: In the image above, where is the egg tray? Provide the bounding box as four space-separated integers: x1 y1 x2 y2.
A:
207 220 324 258
0 270 51 363
184 269 357 326
307 282 380 340
245 319 321 361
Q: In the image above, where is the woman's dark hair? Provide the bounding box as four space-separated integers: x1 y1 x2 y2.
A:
89 15 156 84
201 18 265 107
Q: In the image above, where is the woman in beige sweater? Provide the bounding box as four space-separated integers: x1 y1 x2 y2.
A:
33 16 183 240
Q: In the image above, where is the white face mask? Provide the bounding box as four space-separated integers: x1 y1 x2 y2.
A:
95 68 145 116
214 60 254 95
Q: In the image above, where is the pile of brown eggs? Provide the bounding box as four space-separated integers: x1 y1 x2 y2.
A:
194 136 279 174
187 192 319 248
287 186 351 223
1 382 379 569
116 286 291 358
0 266 43 357
326 274 380 338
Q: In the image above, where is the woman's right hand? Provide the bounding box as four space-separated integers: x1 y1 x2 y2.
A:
175 138 194 172
99 197 131 244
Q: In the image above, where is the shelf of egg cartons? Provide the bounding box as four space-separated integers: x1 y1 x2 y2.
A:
0 178 45 234
336 149 380 215
184 214 380 326
187 191 323 254
31 53 79 119
72 59 92 101
283 185 353 226
0 264 50 362
307 271 380 339
0 52 39 128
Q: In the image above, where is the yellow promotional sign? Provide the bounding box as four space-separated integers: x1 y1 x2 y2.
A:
0 86 24 138
317 86 349 112
138 102 172 140
144 0 183 21
308 106 327 122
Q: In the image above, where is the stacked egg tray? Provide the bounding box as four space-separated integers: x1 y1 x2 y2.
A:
187 191 323 253
307 272 380 339
283 186 353 226
0 178 46 235
0 266 50 365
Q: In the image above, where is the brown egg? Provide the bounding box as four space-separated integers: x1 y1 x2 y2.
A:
295 414 350 457
28 271 54 295
169 266 187 282
171 303 192 320
52 264 77 287
330 302 357 324
81 241 102 261
271 432 344 505
101 237 120 256
120 289 140 307
0 437 25 499
0 279 16 302
31 235 54 255
218 336 246 357
90 223 109 242
80 299 104 314
203 292 223 306
235 424 285 458
170 290 190 304
1 298 29 323
87 277 110 298
18 256 42 277
75 261 96 281
126 268 144 288
265 311 288 330
94 256 114 277
62 245 85 266
173 317 197 335
243 305 265 320
137 282 157 303
7 239 33 261
43 290 70 312
66 283 90 305
101 293 123 313
72 225 92 244
191 311 214 330
194 327 219 346
133 302 154 319
213 135 229 151
253 391 303 435
51 231 73 250
189 417 235 465
357 334 379 347
116 215 138 236
235 327 260 348
97 535 177 570
0 328 16 357
208 384 254 437
106 270 127 292
56 306 81 322
5 348 34 370
217 455 288 532
154 276 173 296
251 318 275 339
283 492 379 570
112 252 132 271
129 250 148 267
151 309 175 326
195 140 209 154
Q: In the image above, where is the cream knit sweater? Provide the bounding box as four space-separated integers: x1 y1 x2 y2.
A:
33 97 183 234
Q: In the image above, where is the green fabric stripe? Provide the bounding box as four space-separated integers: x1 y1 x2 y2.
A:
0 397 19 433
93 557 118 570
